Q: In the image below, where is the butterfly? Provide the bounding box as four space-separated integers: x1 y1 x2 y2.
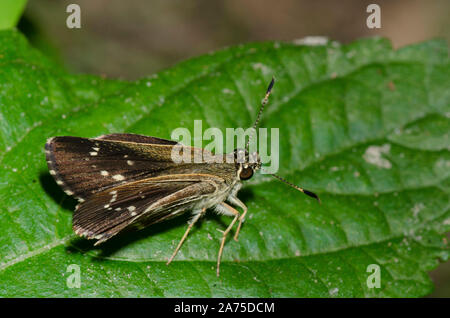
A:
45 78 319 276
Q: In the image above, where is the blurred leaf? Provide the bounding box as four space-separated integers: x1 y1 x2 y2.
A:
0 30 449 297
0 0 27 30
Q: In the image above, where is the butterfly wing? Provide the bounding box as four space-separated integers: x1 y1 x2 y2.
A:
46 133 237 244
45 134 182 201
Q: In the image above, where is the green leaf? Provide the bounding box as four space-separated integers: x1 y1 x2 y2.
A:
0 30 448 297
0 0 27 30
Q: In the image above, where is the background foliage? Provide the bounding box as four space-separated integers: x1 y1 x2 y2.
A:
0 29 448 297
0 0 27 30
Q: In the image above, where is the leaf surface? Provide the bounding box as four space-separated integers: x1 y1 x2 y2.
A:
0 30 449 297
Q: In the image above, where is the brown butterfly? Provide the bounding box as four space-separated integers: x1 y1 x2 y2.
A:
45 78 319 276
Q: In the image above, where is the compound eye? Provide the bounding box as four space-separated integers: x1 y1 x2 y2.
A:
239 167 254 180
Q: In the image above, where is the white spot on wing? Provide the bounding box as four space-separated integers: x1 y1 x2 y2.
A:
127 160 134 166
110 191 117 203
46 137 55 145
89 152 98 156
113 174 125 181
100 170 109 176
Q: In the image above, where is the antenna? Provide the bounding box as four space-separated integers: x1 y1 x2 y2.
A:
270 173 321 204
246 77 275 150
249 77 321 204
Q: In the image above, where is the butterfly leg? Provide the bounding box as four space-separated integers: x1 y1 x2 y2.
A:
216 202 239 276
166 207 206 265
227 196 248 241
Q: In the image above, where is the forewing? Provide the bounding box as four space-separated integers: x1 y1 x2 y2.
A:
45 135 181 201
46 134 236 201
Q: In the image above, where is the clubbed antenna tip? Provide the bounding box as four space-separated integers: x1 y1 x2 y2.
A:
266 77 275 94
270 173 321 204
303 189 321 204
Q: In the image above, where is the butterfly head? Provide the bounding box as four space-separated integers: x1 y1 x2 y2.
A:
231 77 320 203
234 148 261 181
